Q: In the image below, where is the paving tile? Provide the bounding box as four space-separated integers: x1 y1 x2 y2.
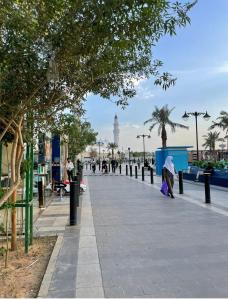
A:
88 175 228 298
76 286 104 298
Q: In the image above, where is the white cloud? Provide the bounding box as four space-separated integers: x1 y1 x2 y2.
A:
131 77 146 87
216 61 228 73
171 61 228 77
132 78 155 101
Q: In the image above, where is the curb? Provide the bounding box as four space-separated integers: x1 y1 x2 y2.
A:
37 234 64 298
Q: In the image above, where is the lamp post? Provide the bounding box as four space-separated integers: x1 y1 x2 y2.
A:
136 134 151 166
128 147 131 165
96 140 104 165
182 111 210 161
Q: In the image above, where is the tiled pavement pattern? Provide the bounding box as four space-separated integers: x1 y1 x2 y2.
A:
34 195 80 298
37 170 228 298
88 175 228 298
34 197 69 236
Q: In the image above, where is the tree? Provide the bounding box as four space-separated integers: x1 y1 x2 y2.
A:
209 111 228 134
53 114 97 159
202 131 222 159
89 147 98 159
0 0 196 205
144 105 188 148
107 143 118 159
0 0 195 249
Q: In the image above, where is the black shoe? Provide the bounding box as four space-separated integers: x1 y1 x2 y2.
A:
171 195 175 199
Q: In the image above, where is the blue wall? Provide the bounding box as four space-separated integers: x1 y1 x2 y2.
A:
156 147 191 175
52 135 61 181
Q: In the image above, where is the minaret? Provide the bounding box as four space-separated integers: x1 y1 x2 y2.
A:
113 115 120 146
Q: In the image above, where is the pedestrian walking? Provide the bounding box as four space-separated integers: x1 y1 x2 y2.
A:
102 159 108 174
137 158 140 169
92 160 96 173
111 159 116 173
162 156 176 198
66 158 74 182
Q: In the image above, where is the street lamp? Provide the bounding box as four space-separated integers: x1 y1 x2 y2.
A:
128 147 131 164
182 111 210 161
136 134 151 166
96 140 104 165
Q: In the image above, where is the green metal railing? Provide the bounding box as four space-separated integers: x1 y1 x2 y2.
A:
0 142 2 188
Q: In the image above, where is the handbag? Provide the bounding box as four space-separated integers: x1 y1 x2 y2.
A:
160 180 169 196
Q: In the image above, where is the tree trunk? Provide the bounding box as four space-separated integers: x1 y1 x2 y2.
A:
161 125 167 148
10 131 19 251
0 116 24 250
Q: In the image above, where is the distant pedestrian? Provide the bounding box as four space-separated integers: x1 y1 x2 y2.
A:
102 159 108 174
92 161 96 173
111 159 116 173
162 156 176 198
66 158 74 182
137 159 140 169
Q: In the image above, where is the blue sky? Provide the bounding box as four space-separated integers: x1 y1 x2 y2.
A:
84 0 228 153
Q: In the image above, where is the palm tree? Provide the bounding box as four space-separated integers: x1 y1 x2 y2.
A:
209 111 228 134
107 143 118 159
144 105 188 148
202 131 222 159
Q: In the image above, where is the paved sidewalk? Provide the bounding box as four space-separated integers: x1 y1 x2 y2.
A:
37 172 228 298
88 175 228 297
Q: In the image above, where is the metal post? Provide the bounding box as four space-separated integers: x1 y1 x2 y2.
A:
142 167 144 181
162 168 164 181
150 167 154 184
38 180 44 207
135 166 138 179
70 181 79 225
143 136 146 166
204 173 211 204
29 143 34 245
195 113 199 161
119 165 121 174
178 171 183 194
0 142 2 188
126 165 128 176
130 165 132 177
108 163 110 172
25 144 30 253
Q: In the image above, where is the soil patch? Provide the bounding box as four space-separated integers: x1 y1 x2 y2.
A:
0 236 56 298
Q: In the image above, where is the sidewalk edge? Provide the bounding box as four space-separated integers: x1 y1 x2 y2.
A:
37 234 64 298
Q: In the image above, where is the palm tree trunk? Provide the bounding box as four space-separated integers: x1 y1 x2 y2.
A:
161 125 167 148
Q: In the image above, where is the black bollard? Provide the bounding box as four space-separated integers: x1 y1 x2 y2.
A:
135 166 138 179
108 163 111 172
90 164 91 170
150 168 154 184
119 165 122 174
126 165 128 176
178 171 184 194
73 175 80 195
142 167 144 181
99 163 101 171
77 171 81 182
204 173 211 204
38 181 45 208
130 165 132 177
70 181 79 225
